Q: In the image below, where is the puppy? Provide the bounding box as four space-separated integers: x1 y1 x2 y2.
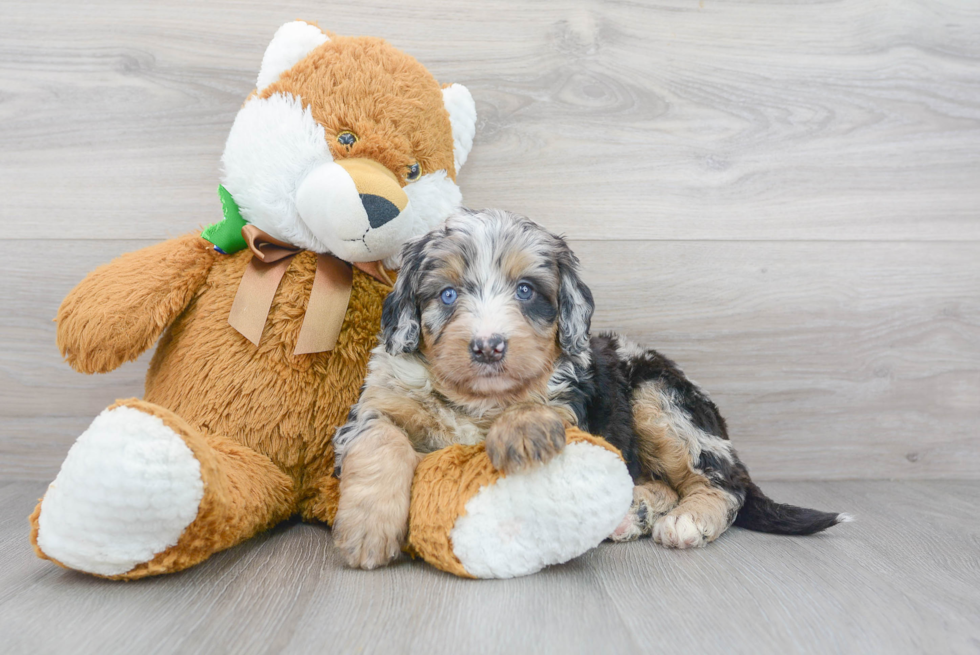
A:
332 209 847 569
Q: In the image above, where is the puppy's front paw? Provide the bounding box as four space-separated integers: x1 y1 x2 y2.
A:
486 405 566 474
333 422 418 569
332 508 407 570
333 473 411 569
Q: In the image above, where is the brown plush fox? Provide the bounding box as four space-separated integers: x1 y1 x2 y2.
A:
29 21 633 580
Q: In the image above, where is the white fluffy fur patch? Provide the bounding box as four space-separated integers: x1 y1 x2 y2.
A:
221 92 334 252
441 84 476 173
36 406 204 576
256 21 328 91
450 441 633 579
294 160 375 261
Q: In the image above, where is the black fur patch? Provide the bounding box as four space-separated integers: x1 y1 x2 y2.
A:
580 334 642 478
518 285 558 329
734 480 843 535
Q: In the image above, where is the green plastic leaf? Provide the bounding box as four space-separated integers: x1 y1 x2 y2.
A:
201 185 248 254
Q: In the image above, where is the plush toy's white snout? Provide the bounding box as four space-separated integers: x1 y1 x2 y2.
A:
296 158 412 262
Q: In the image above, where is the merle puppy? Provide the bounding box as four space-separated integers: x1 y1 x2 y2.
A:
332 208 847 569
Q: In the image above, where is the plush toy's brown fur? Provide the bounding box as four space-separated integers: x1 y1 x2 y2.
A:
31 234 390 578
265 34 456 183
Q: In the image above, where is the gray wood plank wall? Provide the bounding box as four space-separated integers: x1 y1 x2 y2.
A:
2 0 978 481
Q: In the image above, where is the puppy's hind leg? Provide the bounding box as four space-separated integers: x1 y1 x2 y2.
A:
632 383 741 549
609 479 679 542
334 419 422 569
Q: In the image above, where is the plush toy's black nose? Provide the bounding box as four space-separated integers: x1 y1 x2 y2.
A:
360 194 401 228
470 335 507 363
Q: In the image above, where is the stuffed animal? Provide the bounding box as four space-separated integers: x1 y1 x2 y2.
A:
28 21 633 580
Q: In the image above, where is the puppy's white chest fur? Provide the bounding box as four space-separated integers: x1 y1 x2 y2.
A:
362 347 497 452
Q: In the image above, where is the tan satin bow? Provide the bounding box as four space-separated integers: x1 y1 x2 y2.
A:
228 225 393 355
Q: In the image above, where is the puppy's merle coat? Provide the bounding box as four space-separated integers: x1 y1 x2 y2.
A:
332 209 846 568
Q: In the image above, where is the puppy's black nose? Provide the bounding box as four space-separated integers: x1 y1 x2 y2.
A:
471 335 507 363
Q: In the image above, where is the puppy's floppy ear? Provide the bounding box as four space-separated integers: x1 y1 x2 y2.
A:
555 239 595 362
381 235 430 355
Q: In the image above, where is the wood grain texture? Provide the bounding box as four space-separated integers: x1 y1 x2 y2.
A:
582 240 980 481
2 238 976 481
0 0 978 482
0 480 977 654
0 0 979 241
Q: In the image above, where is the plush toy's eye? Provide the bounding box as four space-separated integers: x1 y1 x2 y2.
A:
406 162 421 181
516 282 534 301
440 287 458 305
337 131 357 147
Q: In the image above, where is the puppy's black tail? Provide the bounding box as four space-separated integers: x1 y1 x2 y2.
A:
733 481 851 535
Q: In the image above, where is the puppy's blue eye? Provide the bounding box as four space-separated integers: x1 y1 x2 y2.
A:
516 283 533 300
440 288 458 305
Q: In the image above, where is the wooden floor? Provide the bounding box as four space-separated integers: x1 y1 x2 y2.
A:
1 480 977 654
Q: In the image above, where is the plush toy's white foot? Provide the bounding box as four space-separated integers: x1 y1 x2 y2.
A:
449 440 633 578
35 405 204 576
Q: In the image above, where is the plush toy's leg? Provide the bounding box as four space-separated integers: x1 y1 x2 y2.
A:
407 427 633 579
30 398 294 579
302 472 341 526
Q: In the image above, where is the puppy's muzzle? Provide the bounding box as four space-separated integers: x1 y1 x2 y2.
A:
470 335 507 364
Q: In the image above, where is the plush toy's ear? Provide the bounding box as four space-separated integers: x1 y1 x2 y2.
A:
442 84 477 174
380 234 432 354
256 21 329 92
555 240 595 365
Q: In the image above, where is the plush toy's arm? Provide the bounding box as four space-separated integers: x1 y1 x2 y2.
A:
57 234 219 374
